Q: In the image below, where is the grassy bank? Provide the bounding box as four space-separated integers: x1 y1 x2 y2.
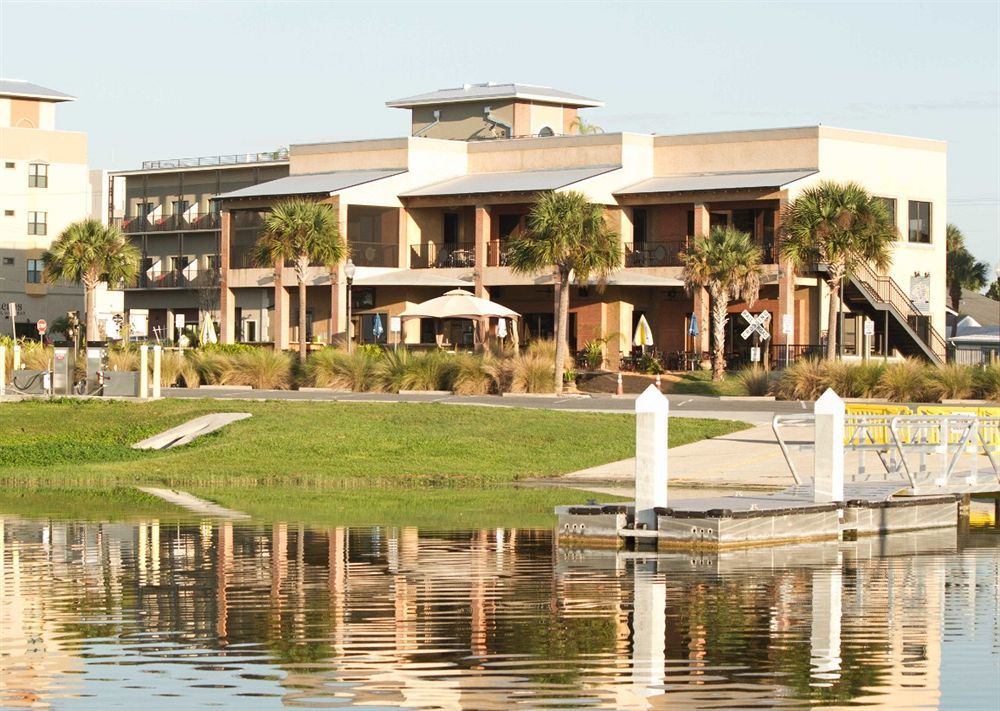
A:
0 399 748 524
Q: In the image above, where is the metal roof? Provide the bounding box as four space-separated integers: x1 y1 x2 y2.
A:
214 169 405 200
400 165 619 198
615 169 818 195
0 78 75 102
387 82 603 109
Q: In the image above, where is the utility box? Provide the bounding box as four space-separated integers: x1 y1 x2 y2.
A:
103 371 140 397
52 346 74 395
86 343 106 395
12 369 47 394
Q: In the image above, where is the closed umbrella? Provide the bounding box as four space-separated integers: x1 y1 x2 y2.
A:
372 313 384 342
688 314 699 338
633 314 654 354
496 317 508 339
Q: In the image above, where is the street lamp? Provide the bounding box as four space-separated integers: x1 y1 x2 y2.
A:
344 259 356 353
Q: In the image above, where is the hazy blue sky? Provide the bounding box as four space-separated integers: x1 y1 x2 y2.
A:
2 1 997 268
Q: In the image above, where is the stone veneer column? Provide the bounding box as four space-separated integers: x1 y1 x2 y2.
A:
691 203 711 354
219 209 236 344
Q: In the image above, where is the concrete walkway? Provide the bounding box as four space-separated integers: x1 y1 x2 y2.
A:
562 423 814 494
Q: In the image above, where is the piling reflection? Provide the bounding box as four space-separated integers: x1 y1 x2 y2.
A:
0 516 996 709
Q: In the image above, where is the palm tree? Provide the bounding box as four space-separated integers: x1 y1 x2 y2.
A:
252 199 346 362
507 191 621 392
945 224 989 336
680 226 763 381
42 219 140 339
779 181 896 360
570 117 604 135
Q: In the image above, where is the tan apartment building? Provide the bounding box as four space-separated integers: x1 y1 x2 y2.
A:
203 82 946 366
0 79 95 337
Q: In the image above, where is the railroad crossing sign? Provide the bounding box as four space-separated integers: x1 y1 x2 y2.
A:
36 318 47 335
740 310 771 341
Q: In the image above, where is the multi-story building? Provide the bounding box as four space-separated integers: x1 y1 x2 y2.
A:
107 153 288 340
114 82 948 365
0 79 94 336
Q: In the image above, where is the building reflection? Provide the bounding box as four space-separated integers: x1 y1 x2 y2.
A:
0 514 994 709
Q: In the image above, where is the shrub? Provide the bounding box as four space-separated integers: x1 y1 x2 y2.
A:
199 342 256 356
527 339 557 361
928 363 976 401
638 353 663 375
306 347 379 391
156 350 198 388
736 366 771 396
375 348 410 393
776 358 828 400
510 350 555 393
452 352 492 395
19 341 54 371
875 358 930 403
188 349 231 385
401 350 457 391
106 346 138 372
482 346 515 394
973 363 1000 402
579 339 605 370
823 360 884 398
223 348 292 389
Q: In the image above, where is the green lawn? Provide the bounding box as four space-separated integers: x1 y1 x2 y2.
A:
668 371 746 396
0 398 749 526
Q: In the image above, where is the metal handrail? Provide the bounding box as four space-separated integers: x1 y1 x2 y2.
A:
141 150 289 170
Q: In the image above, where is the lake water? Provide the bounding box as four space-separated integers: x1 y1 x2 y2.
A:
1 515 997 709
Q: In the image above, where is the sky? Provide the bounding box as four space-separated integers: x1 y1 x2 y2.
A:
1 0 998 271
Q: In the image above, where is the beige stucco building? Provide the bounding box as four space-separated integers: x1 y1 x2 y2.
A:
118 82 949 365
0 79 95 336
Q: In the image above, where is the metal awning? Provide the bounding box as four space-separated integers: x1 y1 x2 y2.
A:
354 269 473 288
615 169 817 195
400 165 620 198
214 169 405 200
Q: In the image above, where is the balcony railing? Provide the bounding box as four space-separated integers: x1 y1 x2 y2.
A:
141 149 289 170
625 239 686 267
488 240 514 267
411 241 476 269
133 268 221 289
350 241 398 268
115 212 221 234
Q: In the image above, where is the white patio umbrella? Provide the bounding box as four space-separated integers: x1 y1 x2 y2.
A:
633 314 654 353
400 289 520 349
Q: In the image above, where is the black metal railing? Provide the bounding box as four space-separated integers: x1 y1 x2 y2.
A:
350 241 398 268
411 241 476 269
141 150 288 170
624 239 686 267
114 212 221 234
133 268 220 289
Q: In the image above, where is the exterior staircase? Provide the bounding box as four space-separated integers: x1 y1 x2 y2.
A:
844 261 946 365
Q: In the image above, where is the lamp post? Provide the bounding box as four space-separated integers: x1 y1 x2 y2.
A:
344 259 356 353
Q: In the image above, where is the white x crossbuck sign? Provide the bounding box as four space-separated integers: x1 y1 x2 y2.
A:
740 309 771 340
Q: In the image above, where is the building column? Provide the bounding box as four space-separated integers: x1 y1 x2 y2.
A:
273 264 290 350
166 308 176 342
329 262 346 343
396 207 410 269
692 203 711 354
776 204 794 348
474 205 490 298
220 209 236 343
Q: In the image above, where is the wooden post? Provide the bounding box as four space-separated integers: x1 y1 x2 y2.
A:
635 384 669 529
139 345 148 400
152 345 162 399
814 388 845 503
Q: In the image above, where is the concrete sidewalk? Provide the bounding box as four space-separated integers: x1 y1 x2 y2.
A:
562 423 814 493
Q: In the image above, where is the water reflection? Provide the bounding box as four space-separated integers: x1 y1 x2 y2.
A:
1 516 997 709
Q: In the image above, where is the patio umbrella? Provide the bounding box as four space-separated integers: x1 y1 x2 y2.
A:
399 289 519 321
496 317 508 339
688 314 699 338
372 313 385 341
200 314 218 345
633 314 654 354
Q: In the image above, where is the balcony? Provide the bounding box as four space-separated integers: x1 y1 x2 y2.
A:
411 241 476 269
141 149 289 171
132 268 221 290
115 212 221 234
350 241 398 268
624 239 686 267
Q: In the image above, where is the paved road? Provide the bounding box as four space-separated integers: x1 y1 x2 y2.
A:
163 388 807 423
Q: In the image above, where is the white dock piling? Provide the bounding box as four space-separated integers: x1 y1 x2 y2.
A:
635 384 669 530
814 388 845 503
630 560 666 699
12 344 20 372
139 345 149 400
809 561 843 681
151 345 162 399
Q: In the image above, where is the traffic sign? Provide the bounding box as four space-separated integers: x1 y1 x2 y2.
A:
36 318 47 335
740 310 771 341
863 318 875 337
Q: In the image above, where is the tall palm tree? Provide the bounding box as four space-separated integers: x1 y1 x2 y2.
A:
945 223 989 336
680 226 763 381
252 199 346 362
507 191 621 392
42 219 140 339
779 181 896 360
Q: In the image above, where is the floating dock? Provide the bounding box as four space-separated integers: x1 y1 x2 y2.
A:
557 387 999 549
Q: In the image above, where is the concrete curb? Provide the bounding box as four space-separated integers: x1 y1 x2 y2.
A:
199 384 253 391
398 389 453 395
297 386 352 393
719 395 777 402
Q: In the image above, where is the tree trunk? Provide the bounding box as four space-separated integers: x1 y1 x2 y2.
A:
554 270 571 393
297 256 308 363
84 276 98 341
711 291 729 382
826 276 840 361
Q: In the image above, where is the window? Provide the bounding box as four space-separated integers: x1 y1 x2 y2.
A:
633 209 648 247
171 199 189 215
4 162 14 169
908 201 931 243
27 259 43 284
206 254 221 270
4 210 13 217
135 202 153 217
28 211 47 236
28 163 48 188
3 257 14 265
878 197 897 229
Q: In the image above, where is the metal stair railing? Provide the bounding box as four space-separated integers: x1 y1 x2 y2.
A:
849 261 947 359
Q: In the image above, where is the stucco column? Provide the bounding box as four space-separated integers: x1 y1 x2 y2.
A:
396 207 410 269
273 264 290 350
219 209 236 344
474 205 490 298
691 203 711 354
776 204 794 348
329 262 346 343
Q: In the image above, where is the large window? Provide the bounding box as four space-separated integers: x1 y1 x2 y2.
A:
28 211 46 236
28 163 48 188
908 201 931 243
26 259 43 284
878 197 897 230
